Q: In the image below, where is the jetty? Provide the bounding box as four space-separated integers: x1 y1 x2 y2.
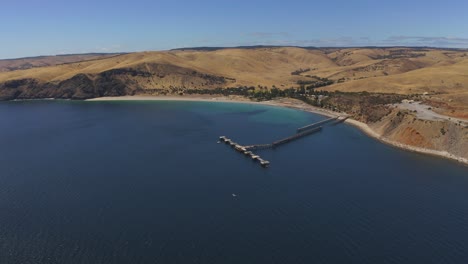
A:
219 115 347 168
273 127 322 147
297 117 337 133
331 116 349 125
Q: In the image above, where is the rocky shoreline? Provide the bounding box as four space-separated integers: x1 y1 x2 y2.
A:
345 119 468 166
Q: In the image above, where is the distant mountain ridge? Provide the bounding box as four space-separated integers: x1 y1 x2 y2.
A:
0 53 126 72
171 45 468 52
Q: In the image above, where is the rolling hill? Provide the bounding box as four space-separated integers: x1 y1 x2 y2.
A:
0 47 467 115
0 53 124 72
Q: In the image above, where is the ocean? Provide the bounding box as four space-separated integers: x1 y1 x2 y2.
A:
0 100 467 264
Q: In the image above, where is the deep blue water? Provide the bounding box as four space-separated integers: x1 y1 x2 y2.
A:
0 100 467 264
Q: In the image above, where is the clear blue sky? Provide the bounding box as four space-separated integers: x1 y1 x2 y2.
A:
2 0 468 59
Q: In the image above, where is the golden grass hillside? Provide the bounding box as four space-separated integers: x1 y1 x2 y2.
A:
0 53 122 72
0 47 336 87
0 47 467 115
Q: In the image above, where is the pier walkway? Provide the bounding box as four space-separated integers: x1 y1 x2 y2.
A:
297 117 337 133
218 115 347 168
331 116 349 125
273 127 322 147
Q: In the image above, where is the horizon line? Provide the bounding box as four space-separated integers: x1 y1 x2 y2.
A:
2 45 468 61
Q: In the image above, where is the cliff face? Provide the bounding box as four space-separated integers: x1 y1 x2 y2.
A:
319 93 467 161
370 109 468 160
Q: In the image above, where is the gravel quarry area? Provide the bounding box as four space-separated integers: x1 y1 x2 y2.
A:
396 101 468 126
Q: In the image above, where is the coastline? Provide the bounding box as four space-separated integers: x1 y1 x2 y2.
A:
344 119 468 166
87 95 468 166
86 95 339 118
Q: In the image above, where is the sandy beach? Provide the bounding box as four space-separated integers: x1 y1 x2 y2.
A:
87 95 468 166
87 95 339 118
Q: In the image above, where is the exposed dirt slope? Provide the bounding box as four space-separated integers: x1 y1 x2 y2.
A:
370 109 468 160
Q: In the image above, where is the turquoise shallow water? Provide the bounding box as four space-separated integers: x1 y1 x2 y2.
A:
0 100 467 264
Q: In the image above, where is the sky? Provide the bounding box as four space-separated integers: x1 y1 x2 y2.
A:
1 0 468 59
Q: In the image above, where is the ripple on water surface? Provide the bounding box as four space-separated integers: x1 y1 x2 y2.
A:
0 100 467 264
